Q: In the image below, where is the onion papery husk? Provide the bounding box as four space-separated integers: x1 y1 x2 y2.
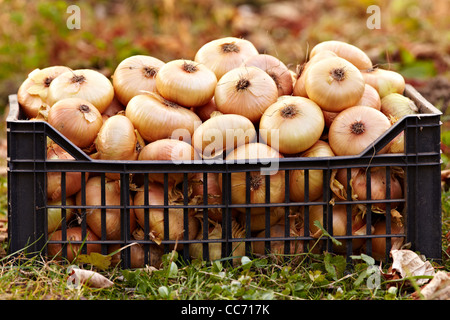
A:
192 112 257 160
46 144 89 201
219 143 285 215
193 98 218 122
380 93 418 120
47 197 76 234
308 203 371 254
47 226 102 262
332 166 404 213
288 140 335 202
76 176 137 240
133 182 200 249
361 67 406 98
108 242 164 269
252 223 304 262
189 172 223 222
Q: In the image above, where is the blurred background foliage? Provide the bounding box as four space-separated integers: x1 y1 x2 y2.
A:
0 0 449 113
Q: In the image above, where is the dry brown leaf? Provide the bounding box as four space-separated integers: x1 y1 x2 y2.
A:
390 249 435 285
416 271 450 300
68 267 114 289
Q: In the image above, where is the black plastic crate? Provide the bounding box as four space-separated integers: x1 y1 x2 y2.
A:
6 84 442 268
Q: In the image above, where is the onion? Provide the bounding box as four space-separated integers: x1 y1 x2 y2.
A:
156 59 217 108
48 69 114 113
305 56 365 112
125 93 201 143
252 223 304 258
193 98 218 122
192 113 256 159
259 96 324 154
17 66 72 119
334 166 403 212
309 204 370 254
309 40 373 70
214 66 278 123
47 197 76 234
101 97 125 121
361 68 405 98
112 55 165 106
46 144 88 201
47 226 101 262
371 219 404 261
194 36 259 80
380 93 418 120
237 206 285 232
95 114 143 161
219 143 285 215
76 176 137 240
189 172 223 222
133 182 199 247
242 54 293 96
138 139 198 186
328 106 392 156
48 98 103 149
289 140 335 202
109 242 164 269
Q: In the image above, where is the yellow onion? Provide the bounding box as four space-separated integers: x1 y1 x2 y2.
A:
219 143 285 215
370 219 404 261
47 226 101 262
361 68 405 98
192 113 256 159
193 98 218 122
48 69 114 113
125 93 201 143
101 96 125 121
112 55 165 106
189 172 223 222
242 54 293 96
95 114 143 161
334 166 403 212
156 59 217 108
309 204 370 254
237 206 286 232
328 106 392 156
293 50 338 98
305 56 365 112
108 242 164 269
133 182 199 247
76 176 137 240
17 66 72 119
190 219 245 264
47 197 76 234
380 93 418 120
259 96 324 154
48 98 103 149
214 66 278 123
289 140 335 202
194 36 259 80
46 144 88 201
309 40 373 70
138 139 198 186
252 223 304 258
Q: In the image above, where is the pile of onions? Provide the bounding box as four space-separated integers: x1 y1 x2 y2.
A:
219 143 285 215
289 140 335 202
76 176 137 240
242 54 293 96
192 112 256 159
125 93 201 143
194 36 259 80
48 98 103 149
156 59 217 108
328 106 392 156
334 166 403 212
47 226 101 262
133 182 199 247
214 66 278 123
46 143 88 201
112 55 165 106
259 96 324 154
17 66 72 119
48 69 114 113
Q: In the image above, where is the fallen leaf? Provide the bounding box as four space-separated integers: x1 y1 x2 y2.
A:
415 271 450 300
390 249 435 285
69 267 114 289
76 252 112 270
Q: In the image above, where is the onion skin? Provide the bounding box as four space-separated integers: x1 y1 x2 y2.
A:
328 106 392 156
112 55 165 106
237 206 285 232
189 172 223 222
47 197 76 234
109 243 164 269
252 223 304 258
361 68 405 98
193 98 218 122
47 227 101 262
370 219 404 261
380 93 418 120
